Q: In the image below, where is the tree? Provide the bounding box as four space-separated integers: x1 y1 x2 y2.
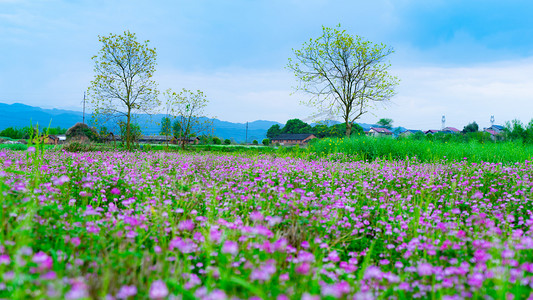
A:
160 117 172 138
462 122 479 133
266 124 282 139
288 25 399 137
164 88 212 149
87 31 159 150
280 119 312 134
262 138 270 146
224 139 231 145
377 118 393 129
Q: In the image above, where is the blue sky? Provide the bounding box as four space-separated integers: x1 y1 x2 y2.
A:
1 0 533 129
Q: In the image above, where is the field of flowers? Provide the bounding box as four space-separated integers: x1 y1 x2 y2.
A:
0 149 532 299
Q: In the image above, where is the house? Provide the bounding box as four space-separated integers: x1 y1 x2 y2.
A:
442 127 460 134
38 135 59 145
424 130 441 135
400 129 423 137
271 133 316 145
368 127 392 136
485 125 505 134
173 137 200 145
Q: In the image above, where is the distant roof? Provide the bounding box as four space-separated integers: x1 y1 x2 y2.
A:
402 129 423 133
272 133 315 140
424 130 440 134
442 127 460 132
490 125 505 130
370 127 392 133
485 129 497 135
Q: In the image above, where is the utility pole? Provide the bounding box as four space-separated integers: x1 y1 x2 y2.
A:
82 92 86 124
245 122 248 144
441 115 446 130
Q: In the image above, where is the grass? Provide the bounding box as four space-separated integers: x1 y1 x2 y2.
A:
310 135 533 163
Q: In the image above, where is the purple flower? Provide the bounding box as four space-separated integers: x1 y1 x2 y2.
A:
116 285 137 299
178 219 195 231
110 187 121 195
53 175 70 186
249 211 264 222
221 241 239 255
0 254 10 265
417 263 433 276
149 280 168 299
296 262 311 275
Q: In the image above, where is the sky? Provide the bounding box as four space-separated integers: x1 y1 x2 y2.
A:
1 0 533 130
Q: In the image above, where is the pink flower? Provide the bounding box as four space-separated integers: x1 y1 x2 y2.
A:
149 280 168 299
116 285 137 299
32 251 53 270
71 237 81 247
110 188 121 195
53 175 70 186
221 241 239 255
249 211 264 222
0 254 10 265
178 220 195 231
296 262 311 275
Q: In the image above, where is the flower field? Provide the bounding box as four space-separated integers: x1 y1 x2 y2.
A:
1 149 532 299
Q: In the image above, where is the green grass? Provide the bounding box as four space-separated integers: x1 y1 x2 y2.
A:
309 135 533 163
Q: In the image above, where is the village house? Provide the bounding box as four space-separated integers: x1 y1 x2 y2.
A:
173 137 200 145
271 133 316 145
424 129 441 135
484 125 505 134
399 129 423 137
368 127 392 137
442 127 460 134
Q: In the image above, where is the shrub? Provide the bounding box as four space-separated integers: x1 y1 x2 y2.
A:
252 140 258 145
212 137 221 145
262 138 270 146
224 139 231 145
63 141 95 152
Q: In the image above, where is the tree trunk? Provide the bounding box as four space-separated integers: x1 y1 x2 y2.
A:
345 121 352 137
126 108 131 150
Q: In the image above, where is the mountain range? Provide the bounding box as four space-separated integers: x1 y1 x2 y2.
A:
0 102 389 142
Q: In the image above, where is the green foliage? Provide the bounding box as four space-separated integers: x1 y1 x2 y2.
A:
87 30 160 150
288 24 399 136
224 139 231 145
280 119 312 134
311 135 533 163
266 124 281 139
212 137 222 145
118 121 141 144
377 118 393 129
0 126 35 140
262 138 270 146
63 141 95 152
163 89 213 149
252 139 258 145
160 117 172 136
462 121 479 133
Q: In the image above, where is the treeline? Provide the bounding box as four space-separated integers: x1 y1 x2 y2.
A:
266 119 364 139
0 126 68 140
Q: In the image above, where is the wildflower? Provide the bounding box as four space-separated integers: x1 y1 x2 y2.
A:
249 211 264 222
221 241 239 255
178 219 195 231
53 175 70 186
71 237 81 247
116 285 137 299
149 280 168 299
110 187 121 195
296 262 311 275
0 255 10 265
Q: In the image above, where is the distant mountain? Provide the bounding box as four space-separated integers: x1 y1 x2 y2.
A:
0 102 407 141
0 103 280 142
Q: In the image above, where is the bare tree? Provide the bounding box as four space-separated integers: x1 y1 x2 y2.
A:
288 25 399 136
87 30 159 150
